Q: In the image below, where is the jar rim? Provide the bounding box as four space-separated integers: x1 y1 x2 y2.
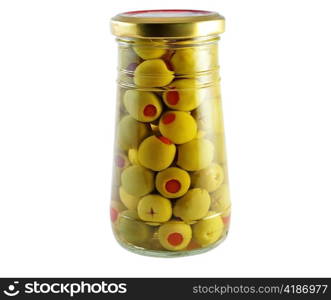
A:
111 9 225 39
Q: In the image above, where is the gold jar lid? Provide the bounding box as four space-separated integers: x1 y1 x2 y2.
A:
111 9 225 39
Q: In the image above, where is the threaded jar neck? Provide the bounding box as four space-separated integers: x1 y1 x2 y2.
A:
117 36 221 90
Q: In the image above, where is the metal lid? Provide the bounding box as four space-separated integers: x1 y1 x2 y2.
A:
111 9 225 39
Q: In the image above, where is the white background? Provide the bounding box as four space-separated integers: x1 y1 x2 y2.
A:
0 0 331 277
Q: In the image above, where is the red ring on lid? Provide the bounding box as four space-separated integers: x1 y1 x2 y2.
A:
111 10 225 38
121 9 214 18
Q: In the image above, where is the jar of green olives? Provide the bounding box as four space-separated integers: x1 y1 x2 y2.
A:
110 10 231 257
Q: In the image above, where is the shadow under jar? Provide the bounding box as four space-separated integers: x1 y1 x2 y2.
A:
110 10 231 257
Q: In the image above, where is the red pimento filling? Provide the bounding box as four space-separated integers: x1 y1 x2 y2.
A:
167 232 184 246
166 90 180 105
110 207 118 223
116 155 125 168
186 240 201 250
162 113 176 124
158 136 172 145
222 215 231 225
165 179 181 193
143 104 157 117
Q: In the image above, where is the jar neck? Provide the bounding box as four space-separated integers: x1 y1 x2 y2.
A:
116 35 220 48
116 35 221 90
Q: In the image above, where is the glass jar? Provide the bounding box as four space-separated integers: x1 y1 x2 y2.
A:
110 10 231 257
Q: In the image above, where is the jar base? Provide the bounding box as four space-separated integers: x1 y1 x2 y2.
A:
116 231 229 258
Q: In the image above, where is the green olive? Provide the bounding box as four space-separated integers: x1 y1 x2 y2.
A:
210 184 231 215
128 148 140 166
177 138 214 171
158 221 192 251
155 167 191 198
119 186 140 210
162 79 207 111
170 45 218 74
173 188 211 222
133 41 167 60
134 59 174 87
137 194 172 223
192 212 224 247
191 163 224 192
138 135 176 171
117 115 150 151
117 210 153 245
159 111 197 144
121 165 154 197
124 90 163 122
